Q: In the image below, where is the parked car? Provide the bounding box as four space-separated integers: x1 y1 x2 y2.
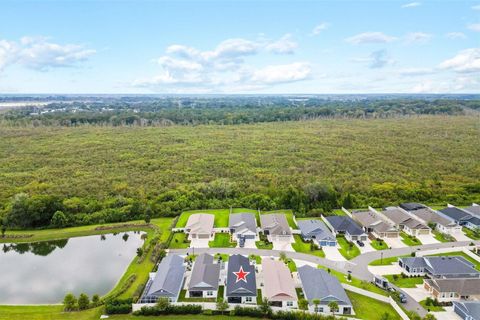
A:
399 293 407 303
356 240 364 247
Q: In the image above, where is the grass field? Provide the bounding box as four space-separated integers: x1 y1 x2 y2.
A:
261 210 297 228
169 232 190 249
384 275 424 288
209 233 237 248
176 209 230 228
291 235 325 257
400 232 422 246
463 227 480 240
346 291 401 320
419 299 445 312
370 239 389 250
318 266 388 296
337 236 360 260
369 255 410 266
433 230 454 242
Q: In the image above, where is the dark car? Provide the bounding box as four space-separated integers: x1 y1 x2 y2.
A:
356 240 364 247
399 293 407 303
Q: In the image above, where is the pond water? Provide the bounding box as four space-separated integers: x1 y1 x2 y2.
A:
0 231 144 304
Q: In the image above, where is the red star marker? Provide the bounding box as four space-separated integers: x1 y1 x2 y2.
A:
233 266 250 283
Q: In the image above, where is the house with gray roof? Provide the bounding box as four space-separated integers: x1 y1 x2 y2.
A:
408 207 461 235
453 301 480 320
398 256 480 278
465 204 480 216
229 213 258 247
297 219 336 247
141 255 185 303
225 254 257 304
298 265 353 315
187 253 220 298
424 278 480 302
352 208 399 238
324 216 367 242
439 206 480 231
260 214 292 241
381 207 430 237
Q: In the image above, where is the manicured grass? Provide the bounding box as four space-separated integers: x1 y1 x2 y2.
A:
369 255 410 266
209 233 237 248
384 275 424 288
176 209 231 228
433 230 454 243
217 286 224 302
419 299 445 312
0 306 102 320
249 254 262 264
337 236 360 260
346 290 401 320
169 232 190 249
214 253 230 262
256 289 263 304
261 210 297 228
111 315 259 320
427 251 480 270
255 240 273 250
318 266 388 296
400 232 422 246
284 258 297 272
291 235 325 257
332 209 347 216
295 287 305 300
370 238 389 250
463 227 480 240
178 290 215 302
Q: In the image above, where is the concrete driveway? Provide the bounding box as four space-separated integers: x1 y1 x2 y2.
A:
430 307 461 320
357 241 376 253
402 285 429 301
417 234 440 245
272 239 294 252
452 231 471 241
384 237 408 248
190 238 210 248
368 264 403 276
323 246 346 261
239 238 257 249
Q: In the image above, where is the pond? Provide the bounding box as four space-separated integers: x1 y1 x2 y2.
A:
0 231 145 304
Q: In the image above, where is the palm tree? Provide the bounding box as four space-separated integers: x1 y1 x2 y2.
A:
312 299 320 314
328 301 339 317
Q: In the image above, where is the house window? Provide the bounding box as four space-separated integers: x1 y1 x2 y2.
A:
245 297 252 302
450 292 454 298
315 307 323 312
207 291 213 296
286 301 293 307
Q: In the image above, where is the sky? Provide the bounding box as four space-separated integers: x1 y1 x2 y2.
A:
0 0 479 94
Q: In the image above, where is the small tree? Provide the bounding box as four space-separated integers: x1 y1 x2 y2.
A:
298 298 308 312
144 213 151 224
156 297 170 310
136 247 144 257
312 299 321 314
216 298 229 315
279 252 287 262
63 293 77 311
328 301 339 317
78 293 90 310
347 273 352 281
91 294 100 306
51 211 68 228
259 298 272 316
423 313 437 320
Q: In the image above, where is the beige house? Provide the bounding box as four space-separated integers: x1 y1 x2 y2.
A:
260 214 292 241
185 214 215 240
424 278 480 302
262 258 297 309
382 207 430 237
352 209 399 238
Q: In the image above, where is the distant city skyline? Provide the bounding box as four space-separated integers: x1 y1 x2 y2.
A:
0 0 479 94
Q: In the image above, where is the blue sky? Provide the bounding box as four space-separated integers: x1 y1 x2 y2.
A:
0 0 479 94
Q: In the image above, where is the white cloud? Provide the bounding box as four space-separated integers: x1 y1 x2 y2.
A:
398 67 435 76
439 48 480 73
352 50 394 69
445 32 467 39
0 36 94 72
345 32 397 45
412 80 438 93
265 34 298 54
251 62 311 84
402 2 421 8
467 23 480 32
311 22 330 35
404 32 432 44
472 5 480 10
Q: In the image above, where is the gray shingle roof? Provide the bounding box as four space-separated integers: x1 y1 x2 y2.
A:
382 208 428 230
465 205 480 216
352 210 397 233
325 216 364 236
453 301 480 320
400 256 479 277
260 214 291 236
298 265 351 306
226 254 257 297
409 208 457 228
188 253 220 291
297 219 335 241
399 203 426 211
146 255 185 298
229 213 257 235
425 278 480 295
439 207 472 222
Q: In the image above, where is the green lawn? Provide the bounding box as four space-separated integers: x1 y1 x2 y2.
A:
332 209 347 216
178 290 215 302
369 255 410 266
427 251 480 270
176 209 231 228
256 289 263 305
0 306 102 320
249 255 262 264
400 232 422 246
285 258 297 272
261 210 297 228
169 232 190 249
291 235 325 257
337 236 360 260
217 286 224 302
318 266 388 296
463 227 480 240
347 291 401 320
255 240 273 250
209 233 237 248
384 275 424 288
433 230 455 242
214 253 230 262
371 239 389 250
112 315 259 320
419 299 445 312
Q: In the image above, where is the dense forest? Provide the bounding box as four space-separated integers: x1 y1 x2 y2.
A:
0 114 478 230
1 96 479 126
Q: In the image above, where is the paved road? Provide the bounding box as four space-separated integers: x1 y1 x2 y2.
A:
169 240 480 318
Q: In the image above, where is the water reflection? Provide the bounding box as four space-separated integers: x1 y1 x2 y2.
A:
0 232 144 304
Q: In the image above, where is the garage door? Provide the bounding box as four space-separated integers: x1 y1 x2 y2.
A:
387 233 398 238
244 234 255 239
198 234 210 239
418 229 430 235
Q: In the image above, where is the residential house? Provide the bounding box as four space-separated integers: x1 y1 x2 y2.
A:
439 207 480 231
297 219 337 247
187 253 220 298
352 209 399 238
408 207 461 235
453 301 480 320
141 255 185 303
424 278 480 302
229 213 257 247
324 216 368 242
262 258 297 308
381 207 430 237
225 254 257 304
399 203 427 211
260 214 292 241
298 265 353 315
465 204 480 216
185 214 215 240
398 256 480 278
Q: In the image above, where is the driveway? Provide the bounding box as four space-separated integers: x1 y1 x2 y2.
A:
239 238 257 249
430 307 461 320
357 241 375 253
402 285 429 301
452 230 471 241
323 246 346 261
384 237 408 248
417 234 440 245
272 239 294 252
190 238 210 248
368 265 403 276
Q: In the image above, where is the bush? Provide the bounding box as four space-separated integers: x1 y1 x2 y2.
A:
133 304 202 316
105 298 133 314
